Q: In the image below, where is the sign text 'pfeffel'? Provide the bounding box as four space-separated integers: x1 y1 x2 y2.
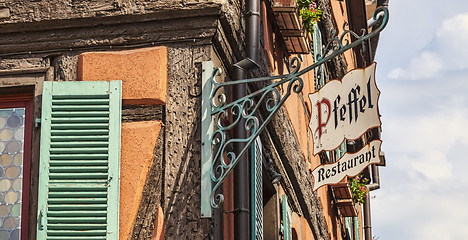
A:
308 63 380 155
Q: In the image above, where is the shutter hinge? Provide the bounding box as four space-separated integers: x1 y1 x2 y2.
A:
106 176 113 186
35 118 41 128
38 210 44 230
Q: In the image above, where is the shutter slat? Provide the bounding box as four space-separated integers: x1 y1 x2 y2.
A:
48 237 107 240
52 94 109 99
51 123 109 129
50 148 109 154
52 99 110 105
50 154 109 160
52 111 110 117
49 184 107 191
48 204 108 211
52 117 110 123
47 230 107 236
50 160 109 166
52 105 109 111
47 212 107 218
48 217 107 223
48 224 107 230
51 136 109 141
47 237 107 240
51 142 109 147
49 173 108 179
49 179 107 184
51 129 109 135
48 198 108 204
48 192 108 198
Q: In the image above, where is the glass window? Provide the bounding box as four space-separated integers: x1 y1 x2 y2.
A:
0 108 25 240
0 95 32 240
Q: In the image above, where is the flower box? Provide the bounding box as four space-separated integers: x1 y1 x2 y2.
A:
272 0 311 54
335 199 358 217
332 182 358 217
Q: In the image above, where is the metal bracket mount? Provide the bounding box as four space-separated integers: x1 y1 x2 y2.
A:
201 7 389 218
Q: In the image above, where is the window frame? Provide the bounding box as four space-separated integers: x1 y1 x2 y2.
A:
0 93 33 240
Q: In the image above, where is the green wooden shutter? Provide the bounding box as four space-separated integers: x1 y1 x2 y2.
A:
313 24 325 90
251 137 263 240
37 81 121 240
336 140 347 159
281 195 292 240
345 217 353 239
354 203 361 240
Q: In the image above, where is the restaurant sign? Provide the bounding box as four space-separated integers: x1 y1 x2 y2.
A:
308 63 380 155
311 140 382 191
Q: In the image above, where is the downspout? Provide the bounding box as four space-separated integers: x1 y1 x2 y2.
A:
363 1 388 240
368 0 389 61
363 164 380 240
233 0 260 239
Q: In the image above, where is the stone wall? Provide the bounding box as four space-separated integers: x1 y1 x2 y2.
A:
0 2 222 239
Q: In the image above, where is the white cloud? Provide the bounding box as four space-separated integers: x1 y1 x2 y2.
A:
372 1 468 239
387 12 468 80
436 12 468 70
373 188 468 240
388 51 443 80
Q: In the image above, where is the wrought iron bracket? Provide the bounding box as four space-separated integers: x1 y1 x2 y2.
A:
201 7 389 218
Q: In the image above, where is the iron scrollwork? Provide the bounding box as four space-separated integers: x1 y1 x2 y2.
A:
208 7 389 208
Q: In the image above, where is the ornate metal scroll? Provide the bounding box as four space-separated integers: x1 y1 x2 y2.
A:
205 7 389 210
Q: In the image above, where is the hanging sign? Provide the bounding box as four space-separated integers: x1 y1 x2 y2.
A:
311 140 382 191
308 63 381 155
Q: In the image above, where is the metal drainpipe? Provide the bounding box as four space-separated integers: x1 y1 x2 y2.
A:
233 0 260 239
368 0 389 61
364 0 387 238
364 164 380 240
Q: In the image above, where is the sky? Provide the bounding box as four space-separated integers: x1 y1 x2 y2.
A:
371 0 468 239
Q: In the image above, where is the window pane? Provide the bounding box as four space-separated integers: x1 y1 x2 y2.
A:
0 108 24 240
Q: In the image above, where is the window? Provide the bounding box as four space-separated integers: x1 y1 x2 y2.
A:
0 94 33 240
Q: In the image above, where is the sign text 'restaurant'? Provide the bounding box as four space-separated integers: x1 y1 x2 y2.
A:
310 140 382 191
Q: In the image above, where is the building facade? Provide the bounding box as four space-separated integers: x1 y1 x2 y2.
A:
0 0 386 239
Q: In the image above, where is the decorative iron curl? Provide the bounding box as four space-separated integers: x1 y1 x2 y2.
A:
207 6 389 208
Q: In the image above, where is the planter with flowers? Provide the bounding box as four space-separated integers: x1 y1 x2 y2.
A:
272 0 322 53
350 173 370 204
298 0 323 33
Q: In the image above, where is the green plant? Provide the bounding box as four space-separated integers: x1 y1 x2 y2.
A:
298 0 323 33
349 172 370 204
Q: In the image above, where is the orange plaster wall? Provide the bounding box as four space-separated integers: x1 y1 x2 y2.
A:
120 121 162 240
300 216 314 240
78 46 168 239
78 46 167 106
329 0 356 71
290 211 316 240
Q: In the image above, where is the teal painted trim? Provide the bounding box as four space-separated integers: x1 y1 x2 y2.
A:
207 7 389 209
201 61 214 218
251 138 263 240
337 141 347 159
107 80 122 239
355 203 361 240
313 23 325 89
37 81 53 239
48 81 114 96
251 139 255 239
344 217 352 238
282 195 292 240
